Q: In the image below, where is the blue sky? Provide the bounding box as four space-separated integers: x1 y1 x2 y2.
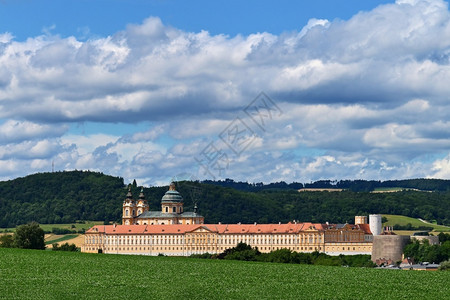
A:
2 0 450 186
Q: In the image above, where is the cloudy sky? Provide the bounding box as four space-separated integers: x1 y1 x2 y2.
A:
1 0 450 186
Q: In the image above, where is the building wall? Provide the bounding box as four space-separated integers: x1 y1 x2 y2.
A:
82 226 372 256
371 235 410 263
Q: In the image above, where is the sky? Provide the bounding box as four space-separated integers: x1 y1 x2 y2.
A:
2 0 450 186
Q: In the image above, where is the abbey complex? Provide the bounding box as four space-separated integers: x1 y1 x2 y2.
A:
82 182 381 256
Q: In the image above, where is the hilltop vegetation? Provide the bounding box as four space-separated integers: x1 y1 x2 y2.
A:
0 171 449 227
0 248 448 299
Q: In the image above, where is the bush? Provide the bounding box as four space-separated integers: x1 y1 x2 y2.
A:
438 260 450 271
52 242 78 251
14 222 45 250
0 234 14 248
52 228 77 235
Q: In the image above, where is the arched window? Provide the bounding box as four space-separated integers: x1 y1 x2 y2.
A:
125 209 129 216
173 207 176 213
165 207 168 213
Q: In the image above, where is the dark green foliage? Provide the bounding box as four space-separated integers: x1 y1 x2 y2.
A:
438 232 450 243
217 242 261 261
439 260 450 271
51 228 77 235
0 171 125 227
52 242 78 251
214 243 374 267
404 239 450 264
0 171 449 227
393 223 433 231
0 234 14 248
14 222 45 250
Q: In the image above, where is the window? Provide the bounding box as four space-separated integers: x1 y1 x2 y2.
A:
125 210 129 216
173 207 176 213
165 207 168 213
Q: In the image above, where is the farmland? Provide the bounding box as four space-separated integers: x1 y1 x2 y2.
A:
0 248 449 299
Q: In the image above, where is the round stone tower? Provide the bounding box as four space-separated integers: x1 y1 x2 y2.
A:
369 214 382 236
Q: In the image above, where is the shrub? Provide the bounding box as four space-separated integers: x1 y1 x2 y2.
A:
438 260 450 271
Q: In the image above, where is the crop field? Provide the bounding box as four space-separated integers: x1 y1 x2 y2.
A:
383 214 450 232
44 234 79 245
0 221 102 233
0 248 449 299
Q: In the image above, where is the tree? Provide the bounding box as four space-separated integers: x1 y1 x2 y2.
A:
0 234 14 248
14 222 45 250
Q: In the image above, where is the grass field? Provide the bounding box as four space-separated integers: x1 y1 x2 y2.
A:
383 214 450 232
372 187 412 192
0 221 102 233
0 248 449 299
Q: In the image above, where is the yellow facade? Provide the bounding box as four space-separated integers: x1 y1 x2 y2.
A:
82 223 372 256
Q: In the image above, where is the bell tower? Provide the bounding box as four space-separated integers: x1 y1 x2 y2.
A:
136 187 149 216
122 186 136 225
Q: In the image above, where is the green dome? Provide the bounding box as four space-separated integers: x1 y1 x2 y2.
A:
161 183 183 203
161 190 183 202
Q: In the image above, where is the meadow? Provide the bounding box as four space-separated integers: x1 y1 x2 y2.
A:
0 221 103 233
383 214 450 232
0 248 448 299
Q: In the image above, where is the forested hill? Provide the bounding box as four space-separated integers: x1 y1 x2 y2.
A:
0 171 449 227
205 178 450 192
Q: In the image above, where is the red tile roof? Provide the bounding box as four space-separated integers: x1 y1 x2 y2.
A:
86 222 332 235
356 224 372 234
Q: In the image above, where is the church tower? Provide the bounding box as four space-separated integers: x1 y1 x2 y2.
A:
136 187 149 216
122 186 136 225
161 182 184 215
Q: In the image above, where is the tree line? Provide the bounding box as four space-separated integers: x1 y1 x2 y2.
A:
0 171 449 227
190 242 375 268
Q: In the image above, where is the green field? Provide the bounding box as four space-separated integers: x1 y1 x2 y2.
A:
383 214 450 232
0 221 102 233
0 248 448 299
45 234 79 245
372 187 416 192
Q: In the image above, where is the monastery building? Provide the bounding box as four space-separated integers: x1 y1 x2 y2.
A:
82 183 374 256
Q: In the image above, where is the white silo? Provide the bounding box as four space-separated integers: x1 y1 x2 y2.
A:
369 214 382 236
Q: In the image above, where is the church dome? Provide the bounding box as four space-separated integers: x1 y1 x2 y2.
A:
161 182 183 203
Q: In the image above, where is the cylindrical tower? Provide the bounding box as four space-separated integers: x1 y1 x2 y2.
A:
355 216 368 225
369 214 382 236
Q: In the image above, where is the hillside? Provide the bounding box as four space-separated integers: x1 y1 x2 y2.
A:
1 248 448 299
0 171 449 227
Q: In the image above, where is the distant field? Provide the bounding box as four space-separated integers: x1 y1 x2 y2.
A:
45 234 79 245
0 221 102 232
383 214 450 232
371 187 420 193
0 248 449 299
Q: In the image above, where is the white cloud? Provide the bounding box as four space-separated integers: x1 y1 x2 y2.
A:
1 0 450 184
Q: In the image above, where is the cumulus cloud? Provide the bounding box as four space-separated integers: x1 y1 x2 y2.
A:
1 0 450 184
